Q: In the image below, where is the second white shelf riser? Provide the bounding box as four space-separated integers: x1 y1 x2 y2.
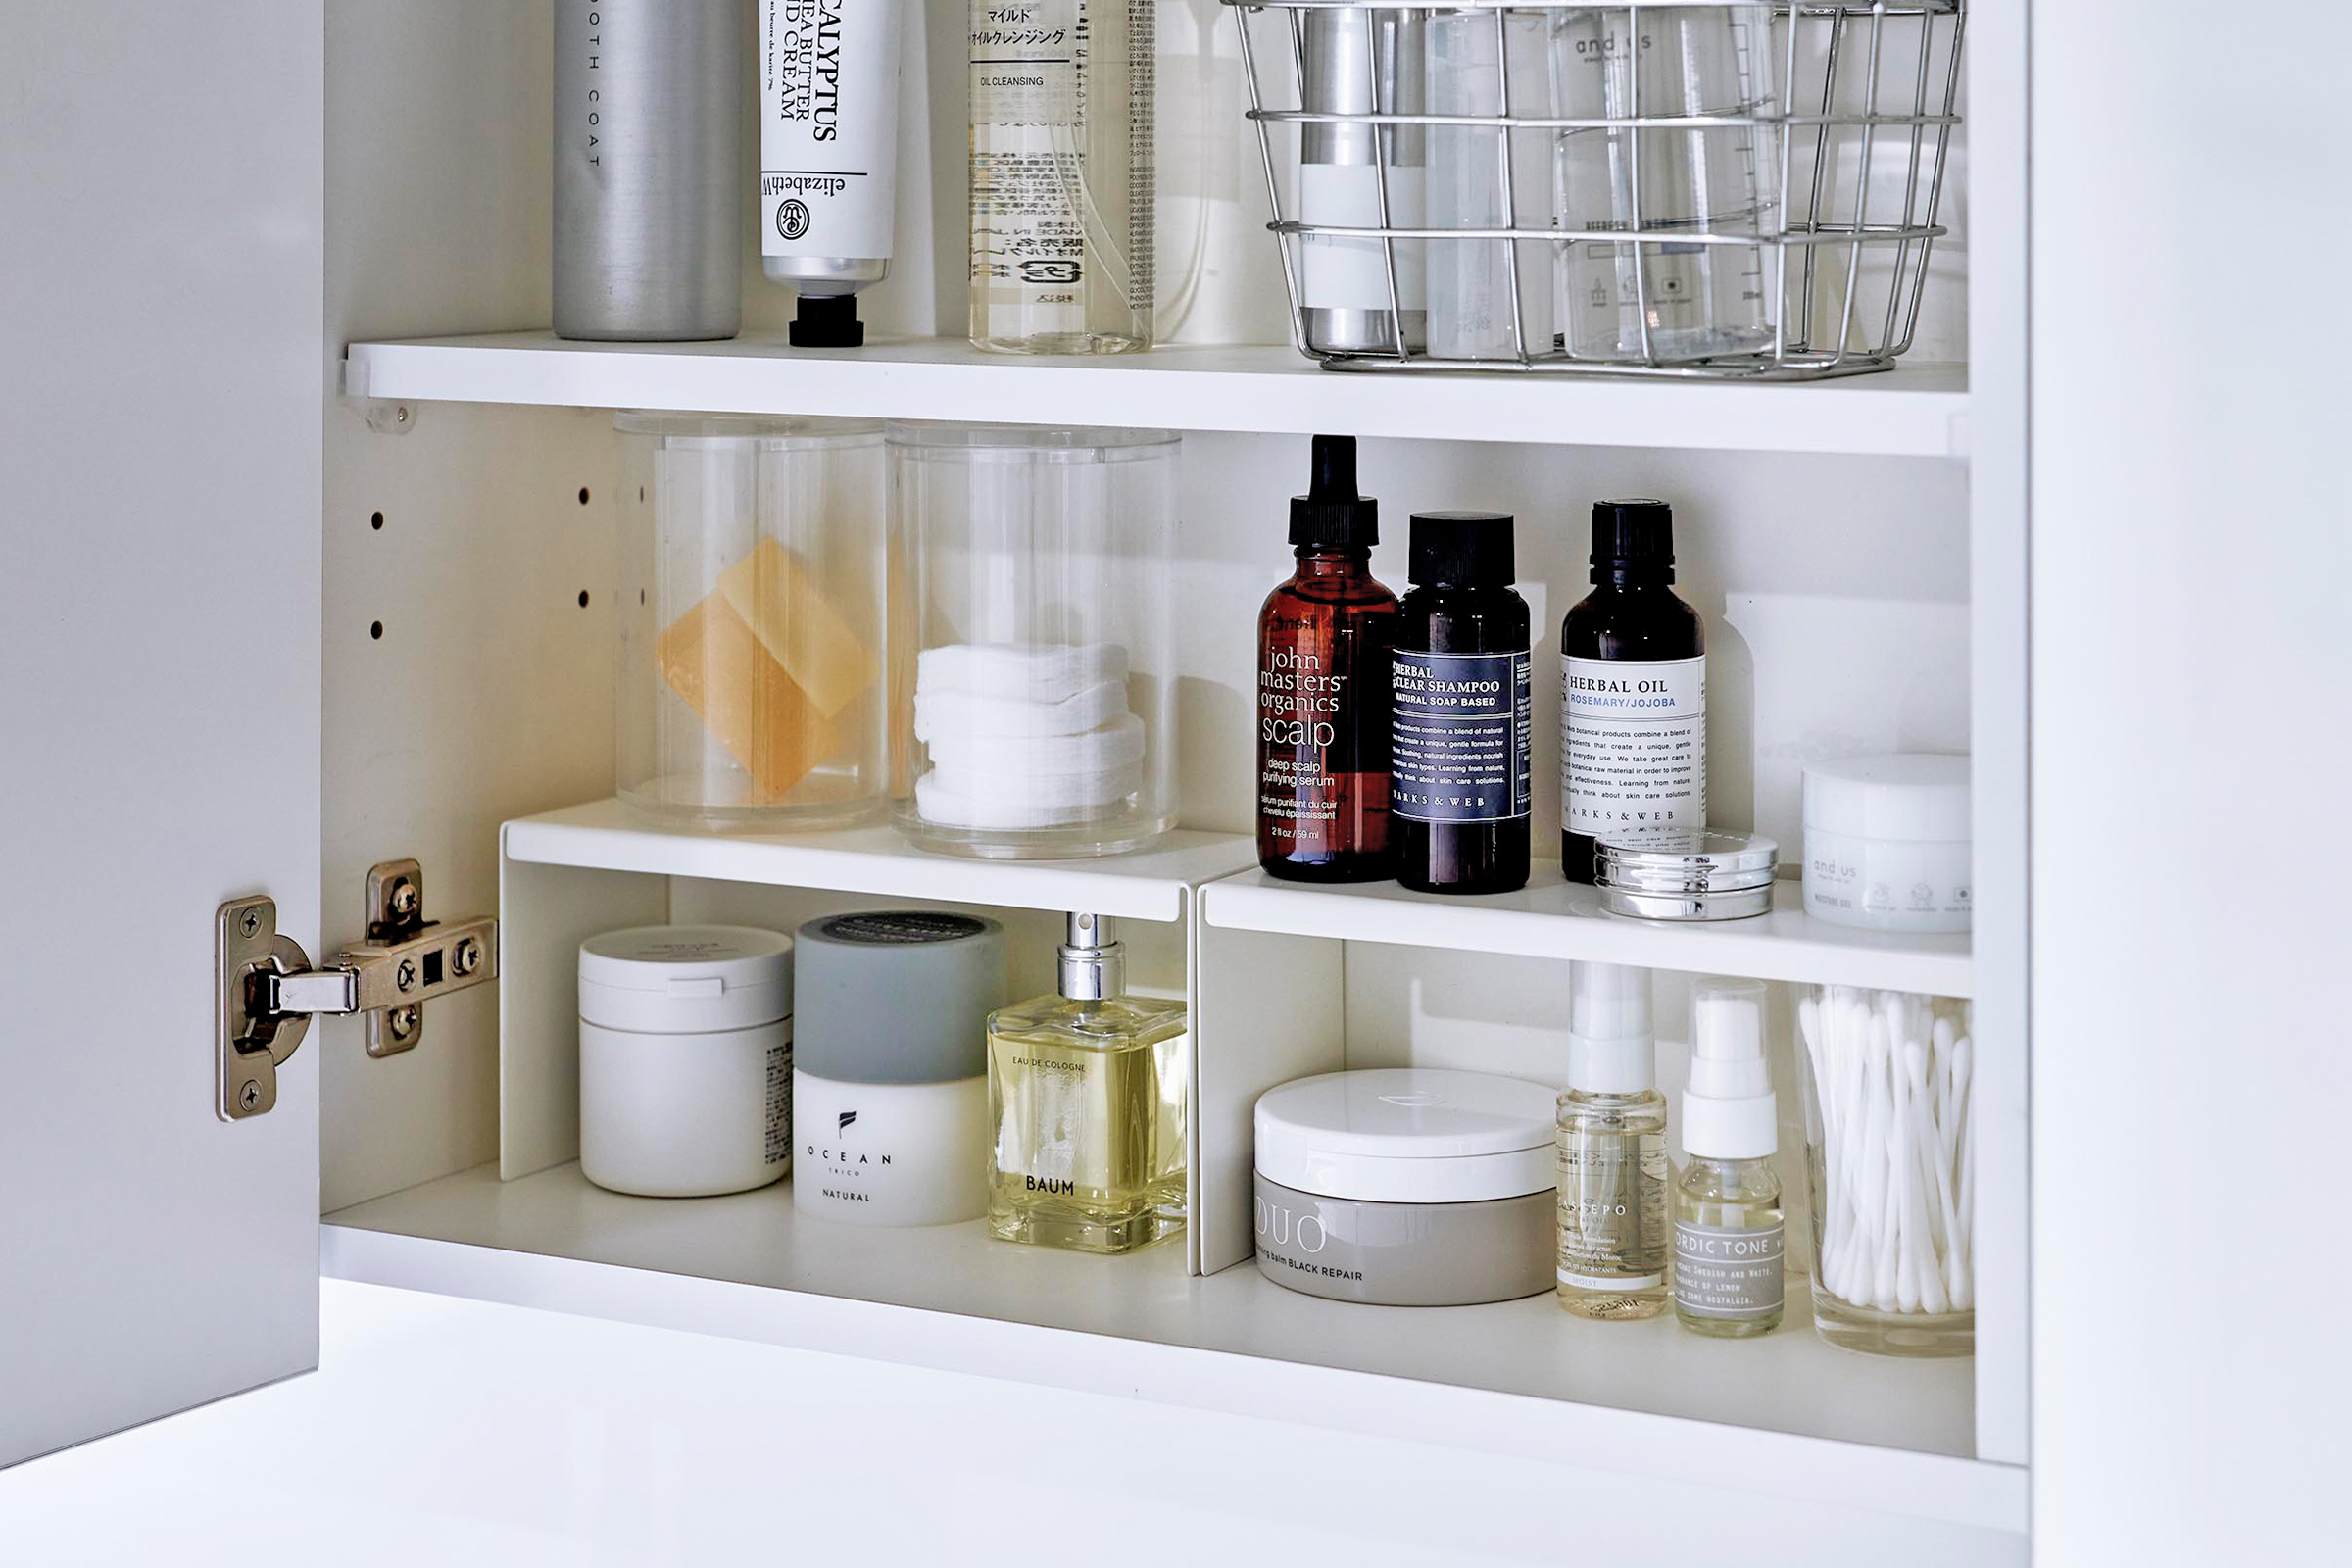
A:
1206 866 1972 998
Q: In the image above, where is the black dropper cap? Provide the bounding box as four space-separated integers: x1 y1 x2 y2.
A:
1408 511 1516 588
1589 498 1675 582
1289 434 1379 548
790 292 864 348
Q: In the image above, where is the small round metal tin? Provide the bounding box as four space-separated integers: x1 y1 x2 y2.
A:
1594 829 1779 921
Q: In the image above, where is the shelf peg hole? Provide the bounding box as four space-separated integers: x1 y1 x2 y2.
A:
578 486 591 505
369 620 383 640
578 590 590 608
369 511 383 531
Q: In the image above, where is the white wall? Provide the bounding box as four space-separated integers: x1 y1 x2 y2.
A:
2029 2 2351 1561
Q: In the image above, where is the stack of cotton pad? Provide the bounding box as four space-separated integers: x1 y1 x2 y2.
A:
911 644 1143 828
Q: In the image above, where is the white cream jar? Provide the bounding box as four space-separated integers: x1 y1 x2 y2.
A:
578 925 793 1198
1801 754 1971 934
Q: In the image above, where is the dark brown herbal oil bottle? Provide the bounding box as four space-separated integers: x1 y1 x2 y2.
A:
1256 435 1399 881
1392 511 1531 895
1561 499 1706 882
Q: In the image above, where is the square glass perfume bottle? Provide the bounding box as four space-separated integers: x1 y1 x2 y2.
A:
986 913 1187 1254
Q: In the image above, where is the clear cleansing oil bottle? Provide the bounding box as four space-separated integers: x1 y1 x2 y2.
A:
1673 977 1785 1337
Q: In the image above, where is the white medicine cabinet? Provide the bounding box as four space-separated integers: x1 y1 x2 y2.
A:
5 6 2339 1565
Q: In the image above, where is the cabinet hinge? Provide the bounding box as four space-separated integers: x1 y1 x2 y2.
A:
215 858 497 1120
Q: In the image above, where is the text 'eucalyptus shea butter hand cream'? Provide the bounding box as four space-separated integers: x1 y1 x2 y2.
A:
1253 1068 1558 1305
792 911 1007 1227
760 0 908 346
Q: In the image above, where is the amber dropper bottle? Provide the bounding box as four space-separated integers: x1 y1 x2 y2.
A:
1255 435 1399 882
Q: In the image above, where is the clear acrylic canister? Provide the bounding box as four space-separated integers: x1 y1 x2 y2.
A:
615 414 887 828
890 424 1180 858
1795 984 1975 1357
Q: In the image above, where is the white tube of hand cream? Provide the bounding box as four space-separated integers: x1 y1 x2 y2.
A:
760 0 906 344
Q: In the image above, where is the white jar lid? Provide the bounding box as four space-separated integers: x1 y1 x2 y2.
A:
579 925 793 1034
1254 1069 1558 1203
1803 753 1971 842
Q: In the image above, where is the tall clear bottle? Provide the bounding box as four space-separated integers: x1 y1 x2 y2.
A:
969 0 1155 354
1549 6 1778 363
987 913 1187 1253
1555 961 1669 1319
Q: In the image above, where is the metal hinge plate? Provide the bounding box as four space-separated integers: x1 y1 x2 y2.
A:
215 859 497 1120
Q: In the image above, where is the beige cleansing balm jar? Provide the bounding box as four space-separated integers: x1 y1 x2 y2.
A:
1252 1068 1557 1306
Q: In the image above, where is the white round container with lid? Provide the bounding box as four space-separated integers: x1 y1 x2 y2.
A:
578 925 794 1198
1800 754 1971 933
1252 1068 1557 1305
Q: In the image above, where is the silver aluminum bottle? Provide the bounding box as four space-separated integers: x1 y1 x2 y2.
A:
1298 7 1427 357
554 0 743 342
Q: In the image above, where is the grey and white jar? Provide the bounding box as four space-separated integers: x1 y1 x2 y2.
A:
791 911 1008 1227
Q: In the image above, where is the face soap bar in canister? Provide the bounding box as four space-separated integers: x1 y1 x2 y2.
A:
578 925 794 1199
791 911 1008 1227
1252 1068 1558 1305
655 595 839 806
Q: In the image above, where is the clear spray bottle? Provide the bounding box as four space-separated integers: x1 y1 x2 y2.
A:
1673 978 1785 1337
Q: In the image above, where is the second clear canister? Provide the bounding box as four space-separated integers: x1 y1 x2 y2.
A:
889 424 1180 858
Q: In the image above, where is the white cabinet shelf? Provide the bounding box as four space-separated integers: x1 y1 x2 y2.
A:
323 1160 2021 1538
342 332 1970 456
505 798 1253 924
1204 865 1974 997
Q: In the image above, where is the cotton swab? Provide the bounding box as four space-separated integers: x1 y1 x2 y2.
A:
1802 986 1974 1322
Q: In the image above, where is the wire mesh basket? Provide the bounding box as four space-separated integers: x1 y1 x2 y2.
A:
1227 1 1965 378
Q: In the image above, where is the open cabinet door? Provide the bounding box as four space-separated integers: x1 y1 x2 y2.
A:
0 6 324 1465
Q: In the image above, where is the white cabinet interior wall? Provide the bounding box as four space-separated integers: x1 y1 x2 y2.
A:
316 2 2022 1553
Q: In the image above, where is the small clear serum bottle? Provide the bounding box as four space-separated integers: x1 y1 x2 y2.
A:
1673 978 1785 1337
1555 961 1669 1319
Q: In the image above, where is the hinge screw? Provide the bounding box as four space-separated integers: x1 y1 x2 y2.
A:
451 937 482 977
238 908 263 939
239 1081 264 1112
395 958 418 992
388 1005 420 1043
388 878 420 922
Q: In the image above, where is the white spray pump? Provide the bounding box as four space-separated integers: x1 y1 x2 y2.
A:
1684 978 1776 1160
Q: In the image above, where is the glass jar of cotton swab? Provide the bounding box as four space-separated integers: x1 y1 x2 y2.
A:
1795 985 1975 1357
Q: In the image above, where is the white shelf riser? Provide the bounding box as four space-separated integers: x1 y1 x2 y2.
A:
1205 871 1973 997
503 802 1254 924
497 834 1207 1197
